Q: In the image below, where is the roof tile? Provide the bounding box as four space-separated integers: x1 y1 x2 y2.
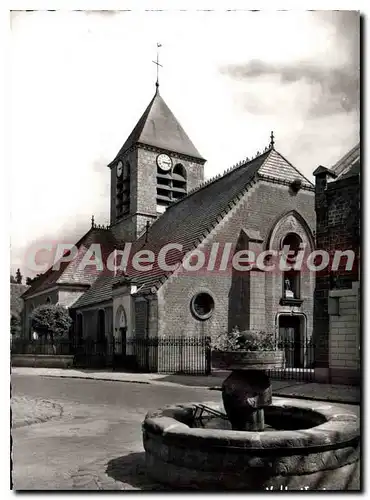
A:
111 88 204 163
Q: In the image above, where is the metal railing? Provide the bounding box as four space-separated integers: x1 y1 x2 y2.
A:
268 339 315 382
11 336 212 375
11 336 314 381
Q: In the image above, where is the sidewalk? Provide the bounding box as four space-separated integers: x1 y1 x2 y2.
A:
11 367 360 405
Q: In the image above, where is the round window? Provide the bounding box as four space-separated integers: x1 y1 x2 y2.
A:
191 292 215 320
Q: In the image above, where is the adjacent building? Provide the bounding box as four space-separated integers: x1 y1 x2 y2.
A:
313 143 360 385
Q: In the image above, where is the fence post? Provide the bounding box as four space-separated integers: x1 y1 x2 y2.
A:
205 336 211 375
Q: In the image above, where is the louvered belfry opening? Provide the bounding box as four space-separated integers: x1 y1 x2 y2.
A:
116 161 130 218
156 163 187 213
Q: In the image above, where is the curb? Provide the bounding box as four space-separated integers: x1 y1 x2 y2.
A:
208 386 359 405
36 373 360 406
43 375 151 385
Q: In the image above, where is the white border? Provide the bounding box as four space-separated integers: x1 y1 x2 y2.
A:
2 3 367 497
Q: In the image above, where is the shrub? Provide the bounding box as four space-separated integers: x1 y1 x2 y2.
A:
213 327 278 351
31 304 72 345
11 313 21 337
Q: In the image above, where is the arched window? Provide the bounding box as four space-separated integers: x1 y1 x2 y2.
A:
173 163 187 180
281 233 302 299
46 296 51 304
172 163 187 201
116 160 130 219
114 306 127 355
156 162 187 212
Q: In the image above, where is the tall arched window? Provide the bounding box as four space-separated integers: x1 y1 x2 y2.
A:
172 164 187 201
156 162 187 212
116 160 130 218
281 233 302 299
114 306 127 355
46 296 51 304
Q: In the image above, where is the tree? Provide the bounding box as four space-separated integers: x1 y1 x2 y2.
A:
31 304 72 351
10 275 17 284
11 313 21 337
26 274 42 286
15 269 23 284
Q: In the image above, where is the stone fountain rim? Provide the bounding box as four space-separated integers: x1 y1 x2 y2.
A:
143 399 359 451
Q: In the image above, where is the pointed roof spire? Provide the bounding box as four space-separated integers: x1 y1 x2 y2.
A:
269 131 275 149
109 88 204 163
91 215 95 228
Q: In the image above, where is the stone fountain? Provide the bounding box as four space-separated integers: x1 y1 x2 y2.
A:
142 334 360 490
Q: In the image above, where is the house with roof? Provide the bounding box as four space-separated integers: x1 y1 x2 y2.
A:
313 143 360 385
22 83 316 374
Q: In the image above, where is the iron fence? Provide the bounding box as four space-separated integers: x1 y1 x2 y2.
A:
11 338 73 356
11 336 212 375
267 339 315 382
122 336 212 374
11 336 314 381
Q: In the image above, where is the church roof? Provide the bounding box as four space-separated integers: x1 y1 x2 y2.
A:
331 142 360 179
110 88 205 163
72 147 314 309
22 227 118 300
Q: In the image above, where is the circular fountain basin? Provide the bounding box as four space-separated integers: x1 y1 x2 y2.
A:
142 399 360 491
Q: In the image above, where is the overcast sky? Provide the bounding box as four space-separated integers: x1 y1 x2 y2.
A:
10 10 359 277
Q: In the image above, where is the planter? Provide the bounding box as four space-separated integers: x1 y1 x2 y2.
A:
212 350 284 371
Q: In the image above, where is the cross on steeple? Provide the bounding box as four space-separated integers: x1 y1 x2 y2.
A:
152 43 162 89
269 131 275 149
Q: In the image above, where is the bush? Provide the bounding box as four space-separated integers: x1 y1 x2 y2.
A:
213 327 278 351
31 304 72 344
11 313 21 337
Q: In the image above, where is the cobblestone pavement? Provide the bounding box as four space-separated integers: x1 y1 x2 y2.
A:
11 396 63 428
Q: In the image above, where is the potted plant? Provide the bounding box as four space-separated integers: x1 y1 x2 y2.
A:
212 327 284 370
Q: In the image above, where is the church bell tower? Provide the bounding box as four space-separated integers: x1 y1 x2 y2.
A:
108 81 206 242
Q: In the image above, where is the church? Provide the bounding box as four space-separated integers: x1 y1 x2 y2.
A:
22 79 316 373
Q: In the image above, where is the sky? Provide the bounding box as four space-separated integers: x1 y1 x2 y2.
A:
9 10 360 278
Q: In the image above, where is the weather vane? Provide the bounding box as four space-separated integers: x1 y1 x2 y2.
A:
152 43 162 88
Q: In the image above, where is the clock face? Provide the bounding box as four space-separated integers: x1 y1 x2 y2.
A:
116 161 123 177
157 153 172 172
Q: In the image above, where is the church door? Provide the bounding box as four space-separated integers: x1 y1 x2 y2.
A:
278 315 302 368
113 307 127 369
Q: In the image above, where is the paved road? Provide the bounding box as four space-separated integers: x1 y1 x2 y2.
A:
11 374 223 490
11 374 360 490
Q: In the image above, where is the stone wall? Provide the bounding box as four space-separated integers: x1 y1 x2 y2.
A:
329 282 360 384
157 179 315 347
110 146 204 241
